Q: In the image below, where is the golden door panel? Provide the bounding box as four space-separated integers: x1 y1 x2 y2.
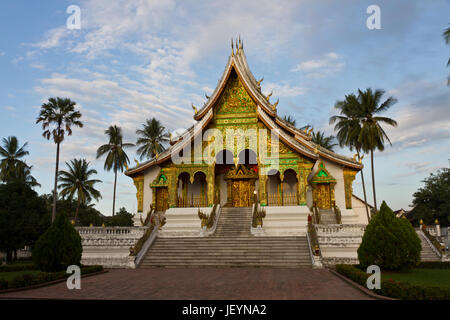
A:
316 184 331 209
231 180 252 207
155 187 168 211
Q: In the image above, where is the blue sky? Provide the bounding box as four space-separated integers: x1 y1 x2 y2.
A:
0 0 449 215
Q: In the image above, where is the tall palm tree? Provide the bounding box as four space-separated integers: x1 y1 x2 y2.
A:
357 88 398 212
311 131 338 152
135 118 169 160
330 94 370 221
36 97 83 222
58 158 102 224
443 24 450 85
282 115 296 127
97 125 134 216
0 136 29 181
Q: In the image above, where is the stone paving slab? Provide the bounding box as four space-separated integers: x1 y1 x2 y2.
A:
0 268 372 300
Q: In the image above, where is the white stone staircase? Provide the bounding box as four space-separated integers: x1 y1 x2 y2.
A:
416 230 441 262
139 207 312 268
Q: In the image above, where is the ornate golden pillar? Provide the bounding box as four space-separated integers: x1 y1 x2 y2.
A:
207 165 215 207
343 168 357 209
298 163 313 205
166 167 177 208
259 173 268 206
132 175 144 213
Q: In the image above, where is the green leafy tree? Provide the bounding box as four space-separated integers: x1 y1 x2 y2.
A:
105 207 134 226
330 94 370 221
411 167 450 227
33 212 82 272
443 24 450 85
97 125 134 216
135 118 169 160
358 88 398 211
311 130 338 152
0 182 49 262
36 97 83 222
358 201 421 271
58 158 102 225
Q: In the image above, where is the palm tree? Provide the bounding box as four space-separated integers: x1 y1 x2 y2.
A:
0 136 29 181
58 158 102 224
282 115 296 127
36 97 83 222
135 118 169 160
311 131 338 152
97 125 134 216
15 162 41 187
330 94 370 221
443 24 450 85
357 88 398 212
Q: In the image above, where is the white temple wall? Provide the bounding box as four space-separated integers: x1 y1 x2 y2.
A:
309 158 346 211
142 165 161 218
351 194 370 224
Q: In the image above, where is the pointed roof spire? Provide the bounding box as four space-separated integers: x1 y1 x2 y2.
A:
231 38 234 56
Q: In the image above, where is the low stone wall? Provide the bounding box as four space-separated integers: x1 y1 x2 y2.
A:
77 226 147 268
315 224 366 264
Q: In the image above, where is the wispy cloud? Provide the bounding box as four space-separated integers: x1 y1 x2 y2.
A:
263 82 307 97
292 52 345 79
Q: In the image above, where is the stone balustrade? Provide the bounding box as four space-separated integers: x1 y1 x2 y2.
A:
314 224 366 266
77 226 146 237
315 224 366 237
75 226 148 268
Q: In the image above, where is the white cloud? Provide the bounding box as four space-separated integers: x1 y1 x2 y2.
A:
4 106 16 112
263 82 307 97
292 52 345 78
33 27 68 49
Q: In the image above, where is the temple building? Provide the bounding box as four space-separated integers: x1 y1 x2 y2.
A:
124 39 369 239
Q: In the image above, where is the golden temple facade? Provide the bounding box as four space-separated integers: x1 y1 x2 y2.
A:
125 39 363 218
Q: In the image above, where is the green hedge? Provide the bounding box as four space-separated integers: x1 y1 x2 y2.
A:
0 264 37 272
417 261 450 269
0 265 103 291
336 264 450 300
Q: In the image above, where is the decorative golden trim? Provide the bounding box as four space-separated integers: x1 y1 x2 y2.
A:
132 175 144 212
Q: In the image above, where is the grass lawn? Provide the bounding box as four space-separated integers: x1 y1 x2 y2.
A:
382 268 450 288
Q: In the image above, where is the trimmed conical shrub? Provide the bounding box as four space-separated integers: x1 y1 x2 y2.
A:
33 212 82 272
357 201 421 271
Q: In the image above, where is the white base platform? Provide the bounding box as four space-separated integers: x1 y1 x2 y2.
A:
158 207 214 238
261 205 309 236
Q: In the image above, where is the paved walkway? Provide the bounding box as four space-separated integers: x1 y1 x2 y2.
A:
0 268 372 300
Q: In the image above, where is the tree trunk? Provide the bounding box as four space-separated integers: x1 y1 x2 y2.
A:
6 250 12 263
75 196 81 225
371 149 377 212
112 169 117 216
52 142 61 223
357 150 371 222
13 250 17 261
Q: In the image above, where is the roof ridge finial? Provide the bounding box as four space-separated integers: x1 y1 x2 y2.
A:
235 37 239 54
231 38 234 56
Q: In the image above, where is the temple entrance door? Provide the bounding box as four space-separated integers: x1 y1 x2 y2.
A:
155 187 169 211
316 184 331 209
231 179 253 207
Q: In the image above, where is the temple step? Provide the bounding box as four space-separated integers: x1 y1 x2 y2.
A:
416 230 442 262
140 236 311 268
139 205 312 268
